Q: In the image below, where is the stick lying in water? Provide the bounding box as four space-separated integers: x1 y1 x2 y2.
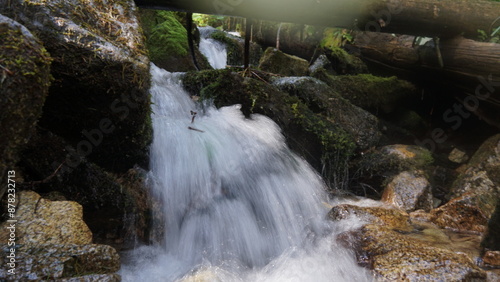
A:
188 126 204 133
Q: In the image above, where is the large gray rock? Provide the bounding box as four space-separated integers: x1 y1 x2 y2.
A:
0 15 52 198
1 0 152 172
382 170 433 212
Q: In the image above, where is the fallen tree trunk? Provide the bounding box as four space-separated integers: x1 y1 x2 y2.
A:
347 33 500 126
135 0 500 39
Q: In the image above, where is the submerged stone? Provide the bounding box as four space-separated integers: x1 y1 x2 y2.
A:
331 204 487 281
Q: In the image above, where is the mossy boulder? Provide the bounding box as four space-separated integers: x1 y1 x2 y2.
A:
258 47 309 76
272 76 381 151
139 9 211 72
312 69 417 114
182 69 360 188
210 29 263 67
321 46 368 75
0 15 52 198
2 0 153 172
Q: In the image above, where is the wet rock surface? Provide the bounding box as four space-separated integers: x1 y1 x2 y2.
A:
330 204 487 281
382 170 433 212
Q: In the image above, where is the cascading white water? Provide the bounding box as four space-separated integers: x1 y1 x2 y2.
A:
120 64 373 281
199 26 227 69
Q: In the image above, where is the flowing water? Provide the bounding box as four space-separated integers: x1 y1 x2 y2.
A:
198 26 227 69
120 60 372 280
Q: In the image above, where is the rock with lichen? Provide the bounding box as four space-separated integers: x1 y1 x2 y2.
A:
0 244 120 280
430 192 493 234
0 191 92 245
1 0 152 172
0 191 120 280
0 15 52 198
258 47 309 76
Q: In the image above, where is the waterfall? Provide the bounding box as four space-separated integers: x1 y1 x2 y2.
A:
120 64 372 281
199 26 227 69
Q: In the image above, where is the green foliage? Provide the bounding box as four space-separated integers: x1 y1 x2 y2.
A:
193 13 225 28
320 28 353 49
477 28 500 43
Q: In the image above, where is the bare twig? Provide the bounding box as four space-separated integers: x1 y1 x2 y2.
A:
188 126 204 133
23 161 66 187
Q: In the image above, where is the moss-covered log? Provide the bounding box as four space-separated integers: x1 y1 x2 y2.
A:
347 33 500 127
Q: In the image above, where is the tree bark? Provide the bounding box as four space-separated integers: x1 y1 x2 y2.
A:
135 0 500 39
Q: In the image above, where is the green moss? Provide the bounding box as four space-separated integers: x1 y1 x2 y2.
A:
320 28 350 49
258 47 309 76
313 69 416 114
140 10 189 59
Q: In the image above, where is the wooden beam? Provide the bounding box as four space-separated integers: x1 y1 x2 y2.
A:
134 0 500 38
